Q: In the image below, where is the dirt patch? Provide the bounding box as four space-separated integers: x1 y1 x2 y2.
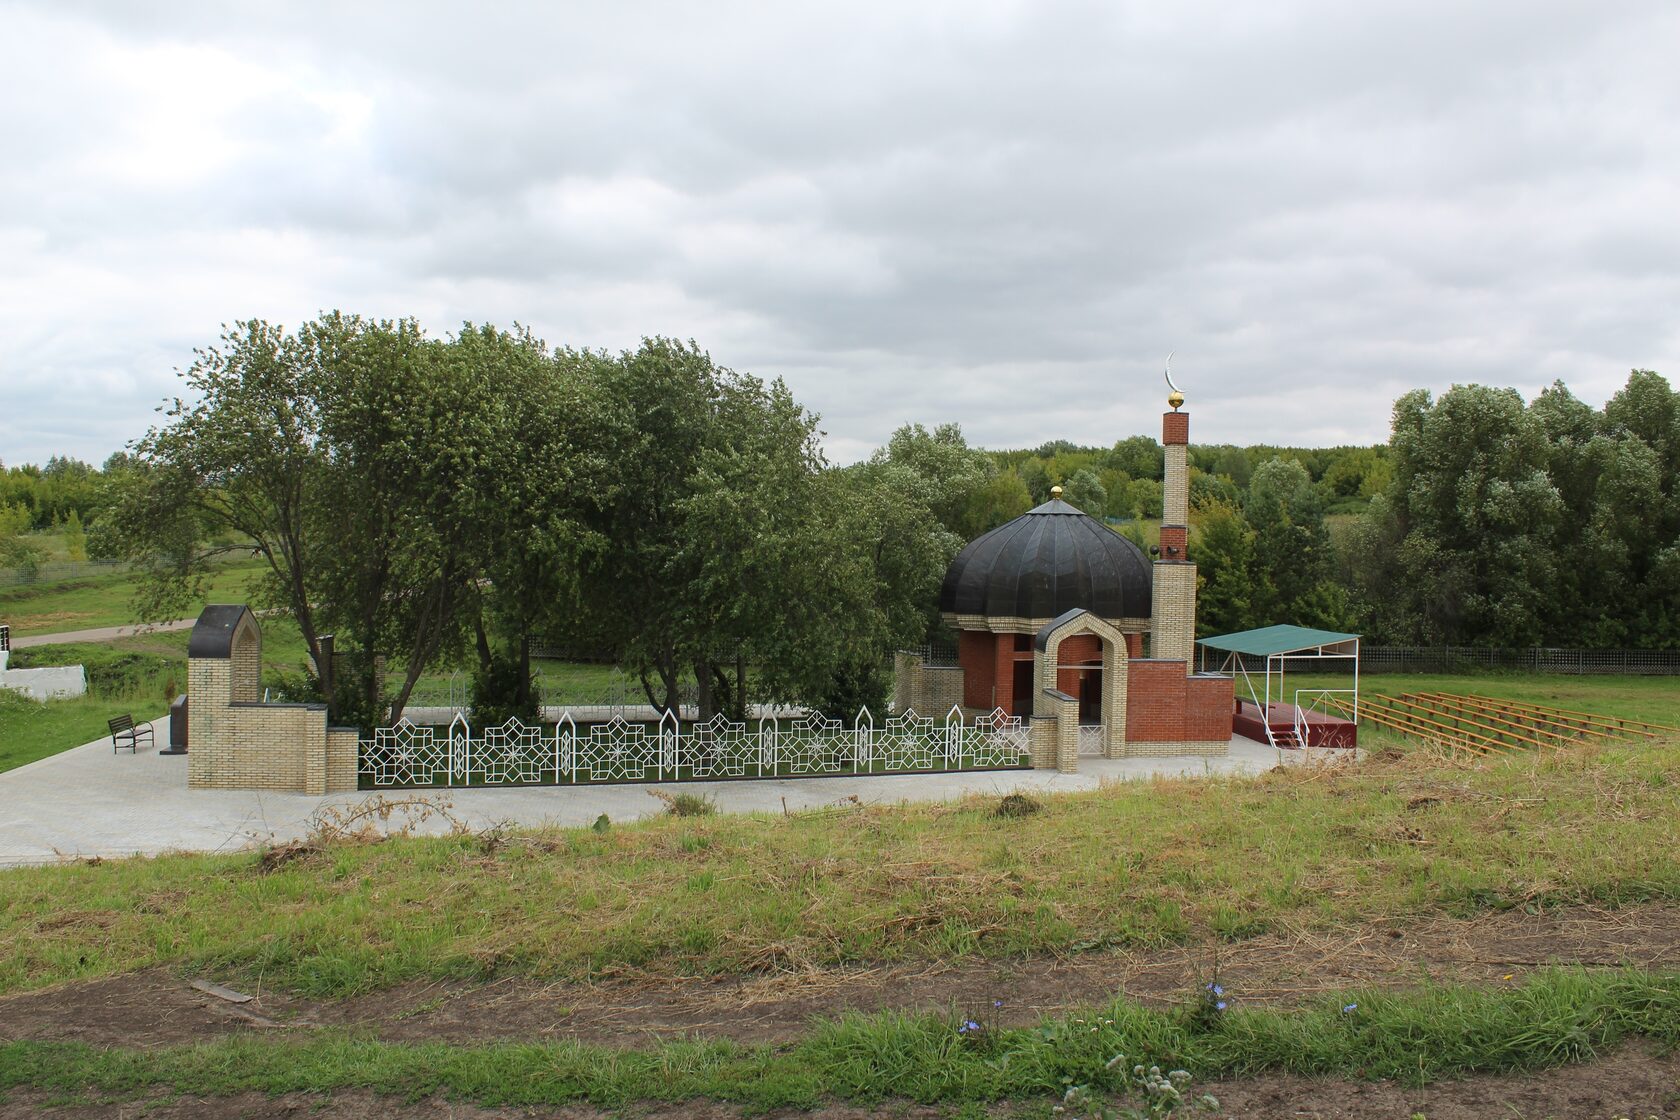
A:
2 1044 1678 1118
1202 1042 1680 1119
2 902 1678 1050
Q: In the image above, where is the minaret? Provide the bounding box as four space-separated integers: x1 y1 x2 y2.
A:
1151 379 1196 667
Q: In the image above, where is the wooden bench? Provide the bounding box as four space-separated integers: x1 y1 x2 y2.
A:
109 714 155 753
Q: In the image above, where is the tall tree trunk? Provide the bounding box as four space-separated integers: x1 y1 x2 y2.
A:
694 658 714 722
708 663 737 721
472 597 494 678
735 652 747 721
518 625 533 715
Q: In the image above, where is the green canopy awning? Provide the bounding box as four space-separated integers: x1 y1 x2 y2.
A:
1196 624 1360 657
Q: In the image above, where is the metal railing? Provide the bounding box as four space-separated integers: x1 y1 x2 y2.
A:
1292 688 1358 744
904 642 960 667
0 559 126 587
359 705 1030 787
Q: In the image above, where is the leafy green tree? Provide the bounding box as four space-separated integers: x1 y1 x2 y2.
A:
0 502 39 574
102 314 539 728
62 509 87 563
1348 386 1562 644
962 469 1033 531
1193 499 1255 636
1106 435 1163 481
1060 468 1107 517
871 423 997 539
1244 458 1347 630
1018 458 1053 504
99 319 332 677
1122 477 1162 519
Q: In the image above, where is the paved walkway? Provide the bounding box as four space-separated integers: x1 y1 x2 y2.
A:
10 618 197 649
0 722 1286 867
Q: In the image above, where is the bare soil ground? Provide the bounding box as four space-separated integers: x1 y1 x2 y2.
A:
3 901 1677 1050
2 1044 1678 1119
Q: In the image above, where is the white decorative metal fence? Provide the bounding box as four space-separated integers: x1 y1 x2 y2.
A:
1077 723 1106 756
359 705 1030 788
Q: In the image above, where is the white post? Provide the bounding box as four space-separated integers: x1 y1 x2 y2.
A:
449 711 470 786
1353 640 1361 722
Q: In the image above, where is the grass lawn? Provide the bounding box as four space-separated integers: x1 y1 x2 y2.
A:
2 739 1676 1000
3 968 1676 1108
0 557 268 636
1252 669 1680 728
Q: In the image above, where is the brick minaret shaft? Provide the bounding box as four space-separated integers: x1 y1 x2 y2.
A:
1151 405 1196 668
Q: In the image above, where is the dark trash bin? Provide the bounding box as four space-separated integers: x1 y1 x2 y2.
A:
163 695 188 755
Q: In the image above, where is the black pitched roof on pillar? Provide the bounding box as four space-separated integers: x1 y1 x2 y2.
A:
939 498 1152 620
187 604 257 659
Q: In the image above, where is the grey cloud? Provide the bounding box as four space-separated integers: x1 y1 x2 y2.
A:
2 0 1677 467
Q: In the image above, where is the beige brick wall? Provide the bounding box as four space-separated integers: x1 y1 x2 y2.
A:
1053 692 1079 773
892 652 918 713
229 617 261 704
1151 563 1197 667
187 610 352 794
917 666 965 716
1122 740 1229 757
1029 715 1058 769
325 729 360 793
1163 443 1189 525
188 701 330 792
893 653 967 718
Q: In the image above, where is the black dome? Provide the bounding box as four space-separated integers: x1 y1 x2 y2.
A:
939 499 1152 620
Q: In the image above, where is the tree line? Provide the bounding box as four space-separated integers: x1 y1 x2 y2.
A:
943 372 1680 650
14 312 1676 724
93 316 959 729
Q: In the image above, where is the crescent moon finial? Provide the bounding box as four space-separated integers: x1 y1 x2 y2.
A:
1164 352 1184 410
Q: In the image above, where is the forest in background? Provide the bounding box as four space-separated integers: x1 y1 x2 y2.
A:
3 315 1676 729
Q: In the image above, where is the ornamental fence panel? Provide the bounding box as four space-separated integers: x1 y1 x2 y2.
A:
359 705 1030 789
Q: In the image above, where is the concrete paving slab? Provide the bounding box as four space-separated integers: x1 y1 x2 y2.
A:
0 722 1288 868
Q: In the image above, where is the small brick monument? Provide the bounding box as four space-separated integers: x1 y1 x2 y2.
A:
897 380 1234 769
186 605 359 793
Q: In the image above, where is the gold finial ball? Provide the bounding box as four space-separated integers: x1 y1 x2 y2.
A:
1168 389 1185 410
1051 485 1064 500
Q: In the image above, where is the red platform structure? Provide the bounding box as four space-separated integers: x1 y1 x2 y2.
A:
1197 625 1361 749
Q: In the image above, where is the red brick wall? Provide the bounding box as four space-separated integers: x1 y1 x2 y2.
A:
1126 633 1143 658
1126 661 1186 742
1058 634 1102 664
959 630 995 711
1159 525 1187 559
1126 662 1234 742
1185 675 1235 740
994 635 1016 714
1162 412 1189 445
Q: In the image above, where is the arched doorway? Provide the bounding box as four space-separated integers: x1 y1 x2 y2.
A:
1032 608 1131 761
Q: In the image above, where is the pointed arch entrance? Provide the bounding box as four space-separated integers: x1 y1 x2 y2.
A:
1031 608 1129 761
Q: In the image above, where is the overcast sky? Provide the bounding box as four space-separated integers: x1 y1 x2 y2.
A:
2 1 1676 468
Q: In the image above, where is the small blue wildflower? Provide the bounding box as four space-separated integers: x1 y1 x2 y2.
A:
1342 1003 1358 1014
1206 983 1224 997
959 1019 980 1033
1215 1000 1227 1011
994 999 1004 1008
